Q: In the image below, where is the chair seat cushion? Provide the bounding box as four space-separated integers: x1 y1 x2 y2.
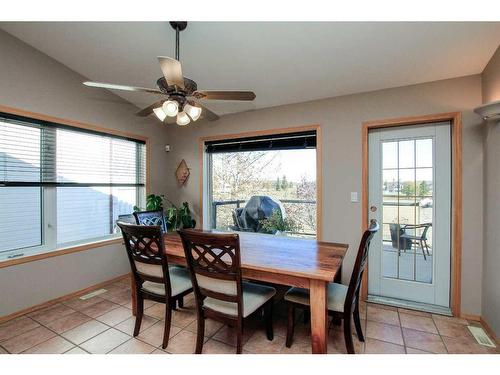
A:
284 282 348 313
203 282 276 318
141 266 192 297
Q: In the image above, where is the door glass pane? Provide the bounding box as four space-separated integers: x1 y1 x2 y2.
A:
383 169 398 196
398 140 414 168
416 139 433 168
382 142 398 169
416 168 433 197
382 196 398 225
399 169 415 198
382 224 398 278
381 138 433 284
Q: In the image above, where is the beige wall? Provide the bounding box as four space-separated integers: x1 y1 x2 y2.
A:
0 30 170 316
481 45 500 337
482 45 500 103
163 75 484 316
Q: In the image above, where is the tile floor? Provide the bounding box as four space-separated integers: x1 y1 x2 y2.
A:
0 277 497 354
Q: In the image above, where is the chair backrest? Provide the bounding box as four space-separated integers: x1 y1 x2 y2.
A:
179 229 243 317
117 222 172 297
133 209 167 233
344 220 379 313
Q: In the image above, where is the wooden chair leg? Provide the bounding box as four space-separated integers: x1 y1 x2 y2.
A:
162 303 172 349
353 303 365 342
285 303 295 348
195 312 205 354
343 314 355 354
133 294 144 337
178 296 184 309
236 318 243 354
265 301 274 341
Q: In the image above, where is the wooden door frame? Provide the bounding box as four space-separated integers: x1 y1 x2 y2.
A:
361 112 462 317
198 124 323 240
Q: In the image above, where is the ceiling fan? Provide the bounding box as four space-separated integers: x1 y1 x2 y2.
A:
83 21 256 126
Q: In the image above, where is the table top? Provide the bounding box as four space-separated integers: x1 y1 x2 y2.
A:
163 231 348 282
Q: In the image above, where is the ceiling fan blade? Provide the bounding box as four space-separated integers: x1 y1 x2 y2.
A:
83 81 163 95
192 90 256 101
188 100 220 121
135 100 165 117
157 56 185 90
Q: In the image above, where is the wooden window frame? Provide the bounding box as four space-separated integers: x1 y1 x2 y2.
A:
0 104 150 269
361 112 462 317
199 124 323 240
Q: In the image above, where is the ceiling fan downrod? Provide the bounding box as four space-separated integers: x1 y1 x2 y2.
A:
169 21 187 61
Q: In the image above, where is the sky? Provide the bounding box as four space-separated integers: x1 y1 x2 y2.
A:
257 149 317 182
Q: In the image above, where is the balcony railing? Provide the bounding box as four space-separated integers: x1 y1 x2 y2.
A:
211 199 316 236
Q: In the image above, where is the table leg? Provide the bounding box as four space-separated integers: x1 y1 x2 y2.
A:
131 274 137 316
310 279 328 354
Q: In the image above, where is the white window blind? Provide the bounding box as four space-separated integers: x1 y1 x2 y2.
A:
0 113 146 255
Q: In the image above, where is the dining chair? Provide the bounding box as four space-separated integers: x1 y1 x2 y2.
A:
133 209 187 308
117 222 193 349
179 229 276 354
133 209 167 233
284 220 379 354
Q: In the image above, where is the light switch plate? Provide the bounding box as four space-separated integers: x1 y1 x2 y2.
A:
351 192 358 202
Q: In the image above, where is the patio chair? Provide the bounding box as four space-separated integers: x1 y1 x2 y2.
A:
389 223 412 252
400 223 432 260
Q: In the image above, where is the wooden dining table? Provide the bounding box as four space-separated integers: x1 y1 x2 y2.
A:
130 231 348 354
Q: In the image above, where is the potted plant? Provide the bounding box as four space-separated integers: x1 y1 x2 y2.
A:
134 194 196 231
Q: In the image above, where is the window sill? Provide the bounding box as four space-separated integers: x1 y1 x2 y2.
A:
0 237 123 269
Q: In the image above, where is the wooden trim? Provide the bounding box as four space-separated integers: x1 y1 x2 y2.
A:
451 113 462 318
145 138 151 196
315 125 323 240
360 112 462 317
0 104 149 142
460 313 480 321
198 124 323 239
0 274 130 324
480 317 499 344
0 238 123 269
198 137 205 228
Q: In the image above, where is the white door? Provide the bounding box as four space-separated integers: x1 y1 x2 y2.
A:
368 122 451 311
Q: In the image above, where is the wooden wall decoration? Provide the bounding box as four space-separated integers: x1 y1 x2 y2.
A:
175 159 190 185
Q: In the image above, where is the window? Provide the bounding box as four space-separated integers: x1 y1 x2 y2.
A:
205 130 317 238
0 112 146 259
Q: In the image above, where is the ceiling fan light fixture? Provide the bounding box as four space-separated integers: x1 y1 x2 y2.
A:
152 106 167 122
184 103 202 121
176 111 190 126
162 100 179 117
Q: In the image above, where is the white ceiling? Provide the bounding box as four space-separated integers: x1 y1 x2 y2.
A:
2 22 500 115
